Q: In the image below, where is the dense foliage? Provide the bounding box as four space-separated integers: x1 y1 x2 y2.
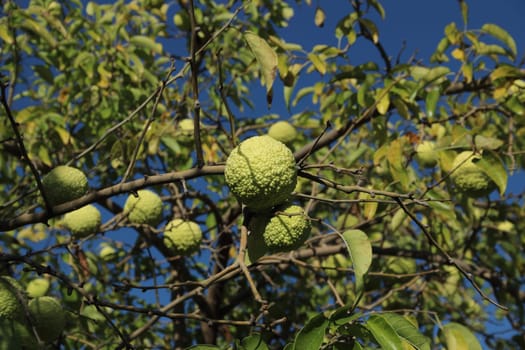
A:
1 0 524 349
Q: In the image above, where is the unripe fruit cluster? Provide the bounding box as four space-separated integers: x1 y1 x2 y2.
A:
122 189 204 257
225 135 311 262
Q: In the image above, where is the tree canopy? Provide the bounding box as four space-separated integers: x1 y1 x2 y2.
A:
0 0 524 349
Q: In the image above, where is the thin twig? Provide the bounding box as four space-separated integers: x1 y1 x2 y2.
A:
121 61 176 183
238 224 266 304
394 197 508 310
216 49 237 147
0 78 53 215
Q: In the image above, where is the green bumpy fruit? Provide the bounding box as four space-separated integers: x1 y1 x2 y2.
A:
124 190 163 226
163 219 202 255
28 296 66 342
249 204 311 253
0 276 27 320
63 204 101 238
42 166 88 206
415 141 438 168
26 278 50 298
225 136 297 211
268 121 297 145
451 151 495 197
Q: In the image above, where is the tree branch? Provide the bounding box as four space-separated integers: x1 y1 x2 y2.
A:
0 165 225 231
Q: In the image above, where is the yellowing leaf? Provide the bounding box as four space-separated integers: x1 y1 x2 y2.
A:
55 126 73 146
17 223 48 242
37 147 52 167
359 191 378 220
442 323 482 350
451 48 465 61
244 31 278 94
387 138 404 170
492 86 507 100
0 22 14 44
376 89 390 115
307 53 327 75
462 62 473 83
314 7 325 28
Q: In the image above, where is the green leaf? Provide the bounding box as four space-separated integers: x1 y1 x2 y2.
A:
473 135 503 150
441 322 483 350
341 229 372 294
34 65 54 84
329 305 362 328
19 17 57 47
459 0 468 25
481 23 517 58
365 315 404 350
0 21 14 44
444 22 460 45
411 66 450 84
490 65 524 81
185 346 222 350
381 313 431 350
475 151 507 195
129 35 163 54
160 135 182 154
475 43 508 58
392 97 410 119
358 18 379 43
293 312 329 350
245 31 278 95
240 333 269 350
504 95 525 117
86 1 98 16
425 88 440 118
368 0 386 19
